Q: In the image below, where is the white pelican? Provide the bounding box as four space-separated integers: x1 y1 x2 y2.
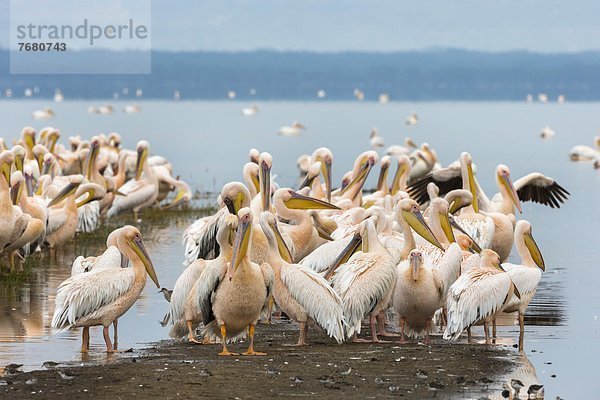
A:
170 214 238 343
502 220 545 349
569 136 600 161
310 147 333 201
107 141 158 218
353 88 364 101
369 128 385 149
54 89 64 102
385 138 418 157
325 218 396 343
393 247 461 343
379 93 390 104
0 151 25 251
32 108 55 120
52 226 159 352
241 105 258 116
540 126 555 139
259 212 345 345
443 249 520 343
182 182 251 266
296 154 311 184
337 151 378 207
124 104 141 113
46 176 104 248
317 89 326 98
409 153 570 214
196 208 274 355
405 112 419 126
277 121 306 136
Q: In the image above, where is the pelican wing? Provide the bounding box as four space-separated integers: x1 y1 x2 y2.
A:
432 243 462 297
77 201 100 233
514 173 570 208
280 264 345 343
299 236 352 274
196 261 227 326
407 166 463 205
503 263 542 310
454 215 495 249
170 260 207 322
332 253 396 337
107 181 157 217
460 253 481 274
46 206 69 236
70 246 122 276
51 268 135 332
443 269 512 340
182 208 226 266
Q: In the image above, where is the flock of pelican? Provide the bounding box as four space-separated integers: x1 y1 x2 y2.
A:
164 142 568 356
22 128 567 359
0 126 191 272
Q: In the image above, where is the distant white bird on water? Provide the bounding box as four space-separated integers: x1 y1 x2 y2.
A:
124 104 141 113
557 94 566 103
54 89 64 102
228 90 236 99
32 108 55 120
537 93 548 103
540 126 555 139
317 90 326 98
379 93 390 104
242 105 258 116
369 128 385 149
278 121 306 136
406 112 419 126
569 136 600 161
353 89 364 101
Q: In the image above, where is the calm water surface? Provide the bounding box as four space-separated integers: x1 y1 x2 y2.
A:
0 100 598 398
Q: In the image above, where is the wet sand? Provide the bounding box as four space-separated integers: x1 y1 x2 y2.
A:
1 321 514 399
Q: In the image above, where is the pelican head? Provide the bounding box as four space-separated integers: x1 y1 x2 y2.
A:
69 135 82 152
341 151 378 197
242 162 260 196
391 155 411 195
405 137 417 149
516 220 545 270
23 164 34 196
47 129 60 153
300 161 321 189
21 127 36 151
108 132 122 148
429 198 455 244
311 147 333 201
481 249 502 269
325 224 363 280
259 152 272 211
496 164 522 214
249 148 260 164
47 174 84 207
277 188 340 210
340 171 353 191
292 121 306 130
32 144 48 173
451 218 482 253
221 182 251 215
75 183 105 208
445 189 473 214
229 207 253 280
460 152 478 212
119 226 159 288
135 140 150 180
10 171 24 205
377 156 391 192
42 153 55 175
456 234 478 254
0 150 15 185
11 145 25 172
259 211 293 263
409 249 423 281
398 198 443 250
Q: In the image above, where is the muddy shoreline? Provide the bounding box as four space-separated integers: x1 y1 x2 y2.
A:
1 321 515 399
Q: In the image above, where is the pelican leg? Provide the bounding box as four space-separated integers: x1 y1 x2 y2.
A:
103 325 114 353
217 324 238 356
483 322 490 344
285 321 308 346
242 324 266 356
81 327 90 353
492 319 497 342
113 319 118 351
518 312 525 352
369 314 390 343
423 319 432 345
7 252 15 272
467 327 472 344
398 316 407 344
187 321 203 344
377 311 400 337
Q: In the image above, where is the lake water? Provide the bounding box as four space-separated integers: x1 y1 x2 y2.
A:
0 100 599 398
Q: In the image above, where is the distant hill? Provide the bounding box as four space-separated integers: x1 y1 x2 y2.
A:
2 49 600 101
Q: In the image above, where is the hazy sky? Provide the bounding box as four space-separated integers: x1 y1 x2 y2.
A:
3 0 600 52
